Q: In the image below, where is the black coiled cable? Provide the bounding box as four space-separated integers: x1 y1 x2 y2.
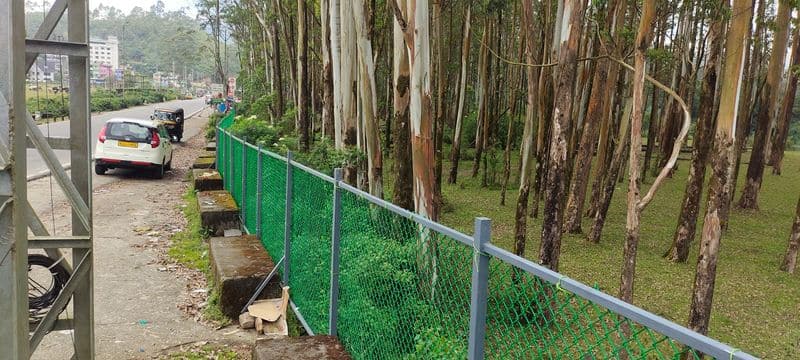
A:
28 254 70 312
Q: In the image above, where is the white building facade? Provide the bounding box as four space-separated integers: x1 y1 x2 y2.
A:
89 36 119 70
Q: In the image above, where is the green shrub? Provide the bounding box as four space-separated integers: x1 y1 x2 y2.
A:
229 115 281 146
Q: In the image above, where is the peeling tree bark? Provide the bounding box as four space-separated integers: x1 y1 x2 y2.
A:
540 0 586 271
513 0 541 258
563 0 624 234
770 28 800 175
340 0 359 184
448 6 471 185
619 0 655 304
353 0 383 198
688 0 750 337
391 0 413 211
738 0 793 210
665 7 723 263
321 0 335 139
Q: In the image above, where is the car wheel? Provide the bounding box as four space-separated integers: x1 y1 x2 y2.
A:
95 165 107 175
154 160 165 179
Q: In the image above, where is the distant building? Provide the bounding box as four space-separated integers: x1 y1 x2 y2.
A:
89 36 119 71
27 54 67 83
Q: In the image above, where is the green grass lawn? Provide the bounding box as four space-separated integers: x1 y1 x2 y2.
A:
383 150 800 359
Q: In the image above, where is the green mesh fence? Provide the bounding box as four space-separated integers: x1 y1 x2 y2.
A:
230 139 243 204
243 145 259 233
484 260 701 360
337 190 472 359
212 131 751 360
260 154 286 259
288 165 334 334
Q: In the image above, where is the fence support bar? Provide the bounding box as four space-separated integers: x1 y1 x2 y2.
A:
283 151 293 285
240 255 284 314
328 168 343 336
468 217 491 360
256 145 263 239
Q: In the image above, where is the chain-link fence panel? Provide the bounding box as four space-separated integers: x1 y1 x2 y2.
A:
484 258 702 359
288 165 333 335
336 189 472 359
259 153 287 260
243 145 259 233
230 139 243 204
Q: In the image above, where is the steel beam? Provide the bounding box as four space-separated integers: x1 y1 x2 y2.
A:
67 0 94 357
0 0 32 357
27 135 73 150
29 235 92 249
26 39 89 57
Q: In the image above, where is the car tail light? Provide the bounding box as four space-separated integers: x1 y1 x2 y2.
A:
150 130 160 148
98 125 107 143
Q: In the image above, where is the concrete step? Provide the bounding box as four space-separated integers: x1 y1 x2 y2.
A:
253 336 350 360
199 150 217 158
192 169 223 191
197 190 240 236
209 235 281 319
192 156 216 169
206 142 217 151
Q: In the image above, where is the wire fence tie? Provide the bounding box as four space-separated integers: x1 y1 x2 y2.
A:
556 275 568 293
729 348 740 360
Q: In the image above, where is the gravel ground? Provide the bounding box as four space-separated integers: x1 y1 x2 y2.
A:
29 109 255 359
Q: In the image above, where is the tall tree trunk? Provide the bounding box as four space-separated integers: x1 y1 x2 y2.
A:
269 22 285 119
688 0 750 336
781 196 800 273
472 18 493 179
391 0 413 210
586 97 632 244
540 0 586 271
665 8 723 263
330 0 343 147
354 0 382 197
448 6 471 185
619 0 655 303
513 0 540 258
297 0 310 151
727 0 759 228
563 0 624 234
642 14 666 184
340 0 359 184
738 0 792 210
432 0 445 212
321 0 335 139
531 2 555 219
619 0 656 302
770 28 800 175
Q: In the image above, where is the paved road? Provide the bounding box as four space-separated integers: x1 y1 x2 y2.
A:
27 98 206 176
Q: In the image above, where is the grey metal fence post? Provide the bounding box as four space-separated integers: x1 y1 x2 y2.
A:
329 168 343 336
283 151 293 285
241 137 247 223
468 217 491 360
256 145 263 239
215 127 220 172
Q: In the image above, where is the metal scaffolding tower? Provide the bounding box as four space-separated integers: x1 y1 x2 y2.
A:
1 0 94 358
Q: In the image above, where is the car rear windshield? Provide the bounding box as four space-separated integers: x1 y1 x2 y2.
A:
106 122 153 143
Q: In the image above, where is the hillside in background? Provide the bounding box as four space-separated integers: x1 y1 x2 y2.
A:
24 2 238 80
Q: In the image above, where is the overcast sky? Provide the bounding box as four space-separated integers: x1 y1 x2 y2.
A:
90 0 196 15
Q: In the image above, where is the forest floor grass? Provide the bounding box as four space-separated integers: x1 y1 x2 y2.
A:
385 150 800 359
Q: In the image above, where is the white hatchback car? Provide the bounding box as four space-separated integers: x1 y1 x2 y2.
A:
94 118 174 178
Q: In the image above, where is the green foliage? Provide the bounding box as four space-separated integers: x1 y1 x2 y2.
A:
294 138 365 175
406 327 467 359
229 115 281 146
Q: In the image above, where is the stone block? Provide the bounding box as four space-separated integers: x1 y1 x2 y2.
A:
192 156 216 169
197 190 240 236
192 169 223 191
206 142 217 151
199 150 217 158
253 336 350 360
209 235 281 319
